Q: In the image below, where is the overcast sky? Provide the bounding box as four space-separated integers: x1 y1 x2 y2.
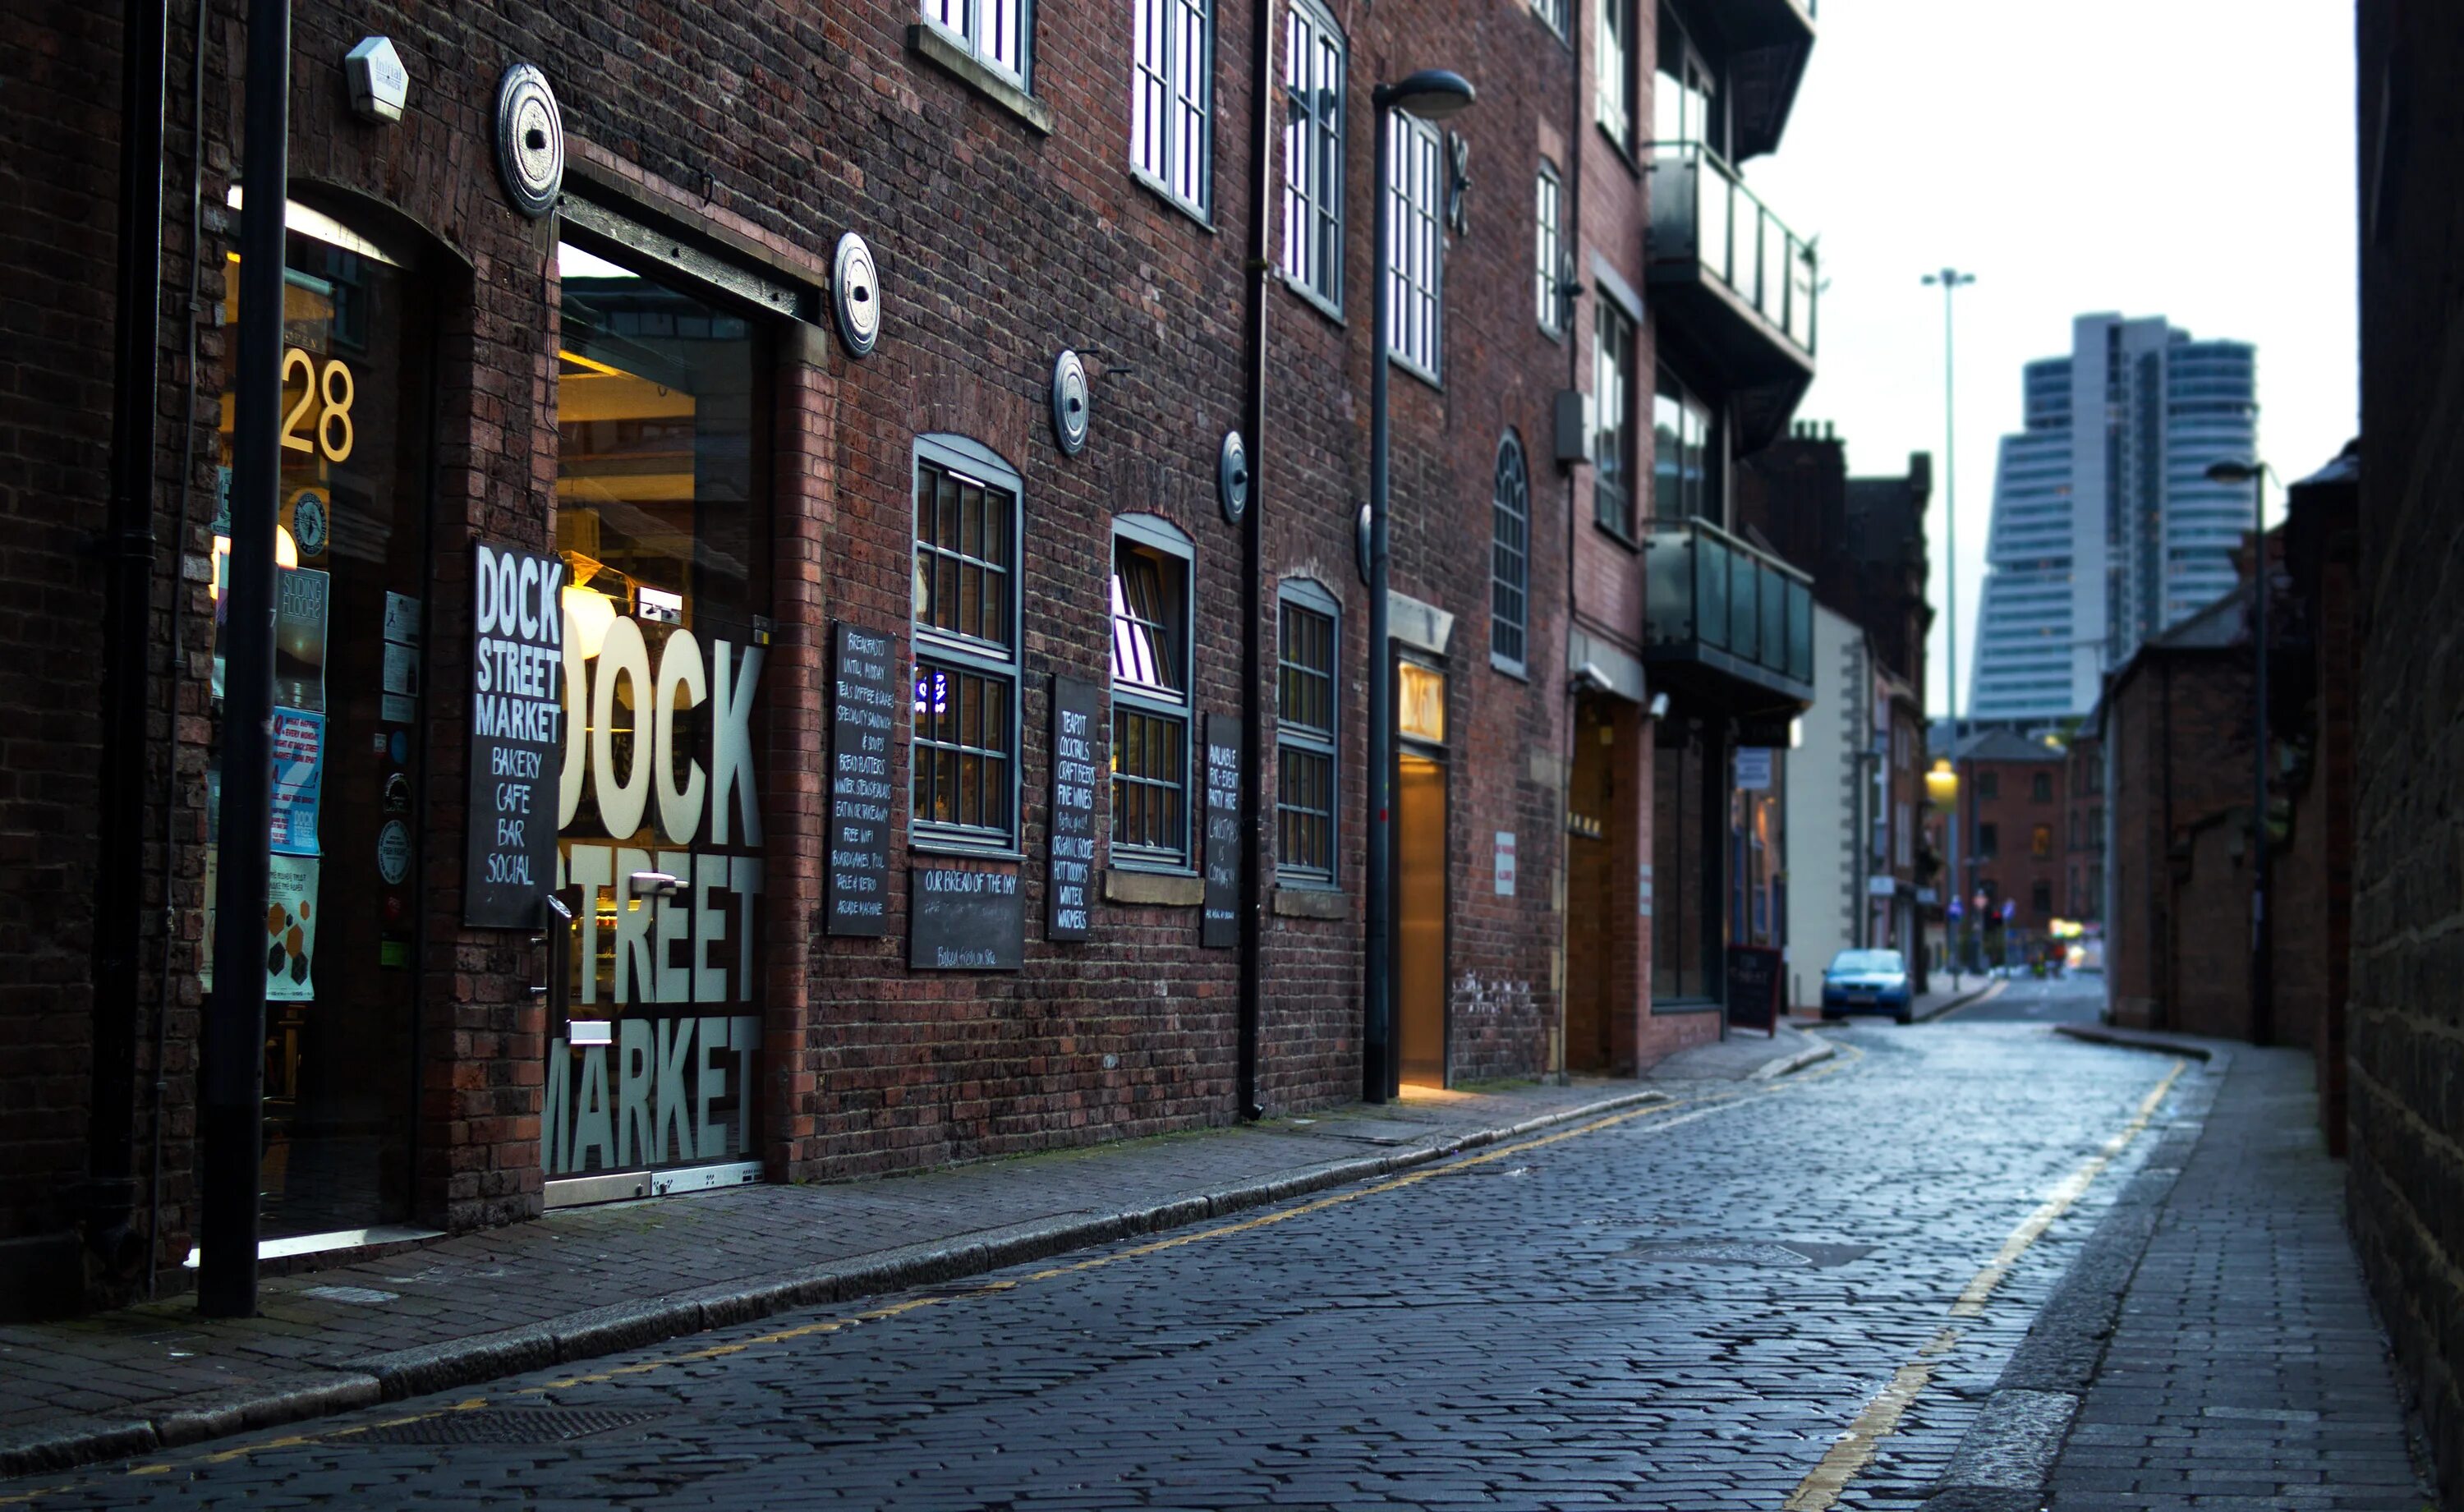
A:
1746 0 2359 719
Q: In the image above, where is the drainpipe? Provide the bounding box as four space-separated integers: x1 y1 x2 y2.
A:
1558 5 1584 1087
1233 0 1273 1121
90 0 172 1287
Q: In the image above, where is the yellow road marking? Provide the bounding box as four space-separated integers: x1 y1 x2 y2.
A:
0 1046 1863 1505
1783 1057 2186 1511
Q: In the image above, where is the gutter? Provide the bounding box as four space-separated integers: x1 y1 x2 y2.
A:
1233 0 1274 1119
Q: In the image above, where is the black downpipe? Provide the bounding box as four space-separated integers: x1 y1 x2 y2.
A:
201 0 289 1318
1234 0 1275 1119
90 0 172 1285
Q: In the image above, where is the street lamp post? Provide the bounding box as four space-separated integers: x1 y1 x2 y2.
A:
2207 457 2273 1044
1363 70 1473 1105
1922 268 1974 978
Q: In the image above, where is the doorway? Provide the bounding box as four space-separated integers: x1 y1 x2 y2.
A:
1395 751 1448 1086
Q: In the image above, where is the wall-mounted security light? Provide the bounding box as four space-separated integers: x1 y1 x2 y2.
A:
1647 692 1671 719
344 37 409 125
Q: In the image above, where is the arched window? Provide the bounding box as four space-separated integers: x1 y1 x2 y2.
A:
1276 577 1340 884
1491 432 1530 673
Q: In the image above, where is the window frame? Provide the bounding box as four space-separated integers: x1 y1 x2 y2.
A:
1533 0 1568 39
1593 300 1636 538
1596 0 1634 154
1652 362 1722 525
1492 432 1531 676
1132 0 1215 219
921 0 1033 90
1109 513 1198 873
1535 159 1566 338
1386 109 1445 383
1278 0 1345 316
1276 577 1341 888
910 434 1027 857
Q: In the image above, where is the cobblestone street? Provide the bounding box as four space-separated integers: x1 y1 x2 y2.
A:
11 999 2413 1511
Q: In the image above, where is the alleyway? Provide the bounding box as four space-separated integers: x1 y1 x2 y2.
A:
3 1006 2422 1510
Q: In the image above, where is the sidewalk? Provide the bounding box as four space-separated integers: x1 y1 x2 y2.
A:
0 1039 1818 1479
1926 1035 2434 1510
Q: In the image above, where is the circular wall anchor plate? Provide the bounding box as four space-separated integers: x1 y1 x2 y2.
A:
1051 349 1090 455
493 63 563 219
833 232 881 357
1217 430 1250 523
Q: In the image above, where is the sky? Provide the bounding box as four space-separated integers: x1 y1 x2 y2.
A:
1746 0 2359 719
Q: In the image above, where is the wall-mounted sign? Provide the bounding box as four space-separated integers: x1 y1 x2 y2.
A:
1494 831 1517 896
1867 875 1899 897
1048 676 1102 940
825 621 898 936
1735 747 1773 791
910 865 1025 971
1396 662 1446 745
1201 714 1240 949
464 542 564 927
1725 944 1782 1036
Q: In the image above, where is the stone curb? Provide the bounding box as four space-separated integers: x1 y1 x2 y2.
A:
1749 1040 1838 1081
2053 1023 2228 1064
1918 977 2007 1022
1917 1039 2225 1510
0 1085 1671 1481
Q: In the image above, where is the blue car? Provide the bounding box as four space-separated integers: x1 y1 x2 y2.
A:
1821 949 1915 1024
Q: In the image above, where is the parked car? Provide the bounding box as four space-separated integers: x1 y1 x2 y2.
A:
1821 949 1915 1024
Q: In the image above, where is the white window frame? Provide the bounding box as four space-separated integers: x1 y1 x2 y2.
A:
1276 577 1340 886
1110 514 1198 872
1535 159 1565 337
1492 433 1530 674
922 0 1032 89
1594 300 1635 536
1596 0 1633 150
1133 0 1213 216
911 434 1027 856
1386 110 1443 381
1280 0 1345 314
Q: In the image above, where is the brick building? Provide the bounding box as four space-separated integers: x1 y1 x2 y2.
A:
2350 0 2463 1491
1941 728 2068 953
2 0 1818 1313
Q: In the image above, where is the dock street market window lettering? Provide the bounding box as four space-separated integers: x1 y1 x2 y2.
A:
547 237 772 1183
1276 580 1338 884
1280 0 1345 310
1133 0 1213 215
923 0 1031 86
913 441 1024 853
1111 517 1196 870
1387 111 1445 379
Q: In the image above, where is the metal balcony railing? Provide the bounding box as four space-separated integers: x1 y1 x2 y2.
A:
1642 516 1815 696
1648 143 1818 357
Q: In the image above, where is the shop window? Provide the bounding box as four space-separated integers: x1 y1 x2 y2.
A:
1111 517 1195 869
208 203 434 1238
1594 303 1636 535
1133 0 1212 215
1386 111 1443 378
922 0 1031 86
913 439 1024 853
1492 434 1530 672
1277 579 1339 884
1280 0 1345 311
548 235 775 1186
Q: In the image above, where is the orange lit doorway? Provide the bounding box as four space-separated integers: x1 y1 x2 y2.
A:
1394 654 1450 1087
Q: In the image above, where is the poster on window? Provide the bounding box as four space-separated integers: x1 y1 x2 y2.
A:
464 541 564 928
274 567 329 714
265 853 319 1002
268 707 324 857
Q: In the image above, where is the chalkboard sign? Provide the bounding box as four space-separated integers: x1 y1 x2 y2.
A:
1201 713 1240 949
1725 943 1784 1036
463 541 564 928
909 865 1025 970
826 621 899 935
1047 676 1102 940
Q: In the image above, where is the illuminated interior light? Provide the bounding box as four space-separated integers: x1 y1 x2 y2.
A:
562 583 616 659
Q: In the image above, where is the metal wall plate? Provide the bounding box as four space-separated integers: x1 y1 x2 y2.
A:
833 232 881 356
493 63 563 218
1051 349 1090 454
1217 430 1249 522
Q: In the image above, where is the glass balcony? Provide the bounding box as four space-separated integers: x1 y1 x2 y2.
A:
1646 144 1817 452
1641 516 1815 710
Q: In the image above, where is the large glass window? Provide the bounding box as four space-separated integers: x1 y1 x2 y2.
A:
1534 160 1565 336
1653 365 1720 523
913 448 1023 851
1387 112 1443 378
1597 0 1634 150
1492 434 1530 671
1653 7 1723 156
922 0 1031 85
1594 303 1636 535
1111 519 1195 867
549 237 774 1184
208 207 433 1237
1280 0 1345 310
1276 581 1339 883
1133 0 1212 214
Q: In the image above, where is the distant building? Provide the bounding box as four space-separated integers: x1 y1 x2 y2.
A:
1941 728 2070 949
1968 315 2258 728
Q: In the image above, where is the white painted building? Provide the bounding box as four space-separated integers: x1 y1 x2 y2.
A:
1784 601 1878 1009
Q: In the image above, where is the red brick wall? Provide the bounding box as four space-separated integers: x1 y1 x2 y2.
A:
1963 754 2067 936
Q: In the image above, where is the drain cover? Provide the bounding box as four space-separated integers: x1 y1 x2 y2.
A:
1629 1239 1872 1268
354 1407 666 1445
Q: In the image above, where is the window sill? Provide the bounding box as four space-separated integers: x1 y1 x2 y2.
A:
1490 651 1529 682
1272 885 1348 920
910 835 1027 865
1595 123 1641 177
1129 168 1215 233
1592 518 1641 553
1106 868 1204 906
906 24 1052 136
1387 350 1442 391
1278 269 1345 328
1650 997 1724 1015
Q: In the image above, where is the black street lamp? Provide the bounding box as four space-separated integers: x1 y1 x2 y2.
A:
1364 69 1473 1103
2206 456 2273 1045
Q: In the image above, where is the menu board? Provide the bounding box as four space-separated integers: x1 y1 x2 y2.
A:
1201 713 1240 949
462 541 565 928
909 865 1025 971
1047 675 1102 940
1725 943 1783 1036
826 621 899 936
